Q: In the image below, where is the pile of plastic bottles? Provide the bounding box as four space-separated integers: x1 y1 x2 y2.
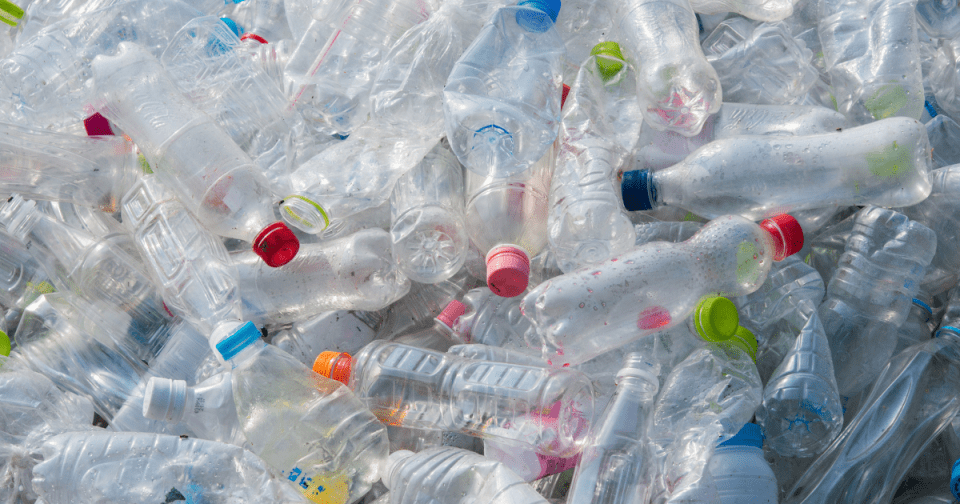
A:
2 0 960 500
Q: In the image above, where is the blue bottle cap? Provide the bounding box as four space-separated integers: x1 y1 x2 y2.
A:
952 458 960 500
220 17 243 37
621 169 655 211
717 423 764 449
516 0 560 33
215 321 262 361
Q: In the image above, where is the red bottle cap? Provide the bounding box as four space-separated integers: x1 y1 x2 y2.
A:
561 83 571 108
313 351 353 385
84 112 114 136
760 214 804 261
486 246 530 298
240 33 268 44
253 222 299 267
437 300 466 329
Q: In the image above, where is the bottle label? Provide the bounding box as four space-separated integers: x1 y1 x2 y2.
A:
283 467 350 504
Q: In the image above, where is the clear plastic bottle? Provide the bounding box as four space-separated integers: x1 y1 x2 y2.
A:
211 319 389 504
142 372 247 447
389 302 466 352
521 213 804 367
312 339 594 457
620 117 933 218
548 42 640 273
31 431 310 503
566 353 660 504
233 229 410 326
819 206 937 396
901 165 960 296
706 423 778 504
389 141 468 284
465 145 555 298
120 175 242 336
784 329 960 504
817 0 924 123
271 310 382 366
91 41 300 267
451 287 532 347
383 447 549 503
608 0 721 137
756 311 843 458
443 0 564 178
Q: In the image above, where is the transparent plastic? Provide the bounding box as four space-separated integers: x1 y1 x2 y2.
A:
707 438 779 504
92 42 284 246
819 206 937 395
453 287 532 347
142 372 247 447
549 50 640 273
901 165 960 296
340 339 594 457
444 4 564 177
638 117 933 220
521 214 798 366
390 141 468 284
272 310 380 366
688 0 795 21
234 229 410 325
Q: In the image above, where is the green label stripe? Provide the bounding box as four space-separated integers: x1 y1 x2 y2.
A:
283 194 329 230
0 0 24 26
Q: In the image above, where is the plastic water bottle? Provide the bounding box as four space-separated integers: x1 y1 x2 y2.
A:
443 0 564 178
901 164 960 296
706 423 779 504
389 301 467 351
608 0 721 136
756 311 843 458
91 42 300 268
271 310 382 366
210 319 389 504
389 141 469 284
383 447 549 503
521 213 804 367
31 431 309 503
142 372 247 447
819 206 937 396
449 287 531 347
548 42 640 273
566 353 660 504
233 228 410 326
312 339 595 457
619 117 933 219
817 0 924 123
784 327 960 504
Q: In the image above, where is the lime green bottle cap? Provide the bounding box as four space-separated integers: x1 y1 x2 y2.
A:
693 296 739 342
590 41 625 82
727 326 758 362
0 329 9 357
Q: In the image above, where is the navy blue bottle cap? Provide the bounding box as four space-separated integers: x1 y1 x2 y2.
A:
516 0 560 32
621 169 654 211
952 458 960 500
717 423 764 449
220 17 243 37
216 321 261 361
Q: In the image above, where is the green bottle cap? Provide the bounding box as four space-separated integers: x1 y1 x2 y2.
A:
590 41 625 82
0 329 9 357
726 326 758 362
693 296 739 342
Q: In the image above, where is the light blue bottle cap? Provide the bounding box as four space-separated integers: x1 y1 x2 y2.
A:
220 17 243 37
717 423 764 449
952 458 960 500
215 321 261 361
516 0 560 32
621 169 655 211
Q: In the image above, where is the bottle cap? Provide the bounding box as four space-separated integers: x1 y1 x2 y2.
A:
437 300 466 329
240 33 268 44
143 377 187 423
693 296 739 342
313 351 353 385
215 321 262 361
0 329 9 357
83 112 114 136
952 458 960 500
717 422 764 449
590 42 625 81
516 0 560 32
727 325 758 362
561 83 570 108
486 246 530 298
621 169 655 211
219 17 243 37
759 214 804 261
253 222 300 267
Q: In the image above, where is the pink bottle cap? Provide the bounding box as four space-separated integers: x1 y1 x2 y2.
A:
486 246 530 298
760 214 804 261
437 300 466 328
253 222 300 267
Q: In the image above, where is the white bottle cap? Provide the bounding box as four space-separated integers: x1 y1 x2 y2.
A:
143 377 188 423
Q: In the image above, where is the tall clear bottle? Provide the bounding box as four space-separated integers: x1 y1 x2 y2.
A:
566 353 660 504
91 42 300 268
901 164 960 296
